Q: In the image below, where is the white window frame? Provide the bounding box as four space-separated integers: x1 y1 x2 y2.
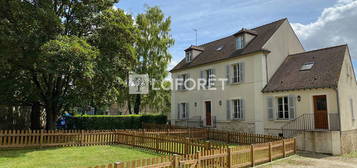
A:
178 74 188 90
277 96 290 120
232 64 241 83
186 52 192 62
236 36 245 49
179 102 188 120
232 99 243 120
205 69 213 88
300 62 314 71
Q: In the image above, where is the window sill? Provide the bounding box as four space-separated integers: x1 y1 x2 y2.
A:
273 119 292 122
231 119 245 121
230 82 243 85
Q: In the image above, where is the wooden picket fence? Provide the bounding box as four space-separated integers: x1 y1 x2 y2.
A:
116 131 226 155
208 129 282 144
0 128 296 168
89 138 296 168
0 130 119 148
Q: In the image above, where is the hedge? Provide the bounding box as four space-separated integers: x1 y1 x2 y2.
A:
65 114 167 130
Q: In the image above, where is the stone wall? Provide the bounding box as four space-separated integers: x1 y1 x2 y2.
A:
341 129 357 154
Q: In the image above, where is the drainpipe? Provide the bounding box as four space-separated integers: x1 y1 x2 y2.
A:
335 87 343 154
264 53 269 84
334 87 342 131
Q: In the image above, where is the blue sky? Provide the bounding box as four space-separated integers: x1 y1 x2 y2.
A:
116 0 357 72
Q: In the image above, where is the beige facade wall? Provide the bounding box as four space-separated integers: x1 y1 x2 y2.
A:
171 20 306 134
263 20 305 80
263 88 339 135
171 52 266 133
337 50 357 131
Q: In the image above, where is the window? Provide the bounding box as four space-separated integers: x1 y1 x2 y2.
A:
300 62 314 71
232 63 243 83
216 45 224 51
186 52 192 62
178 74 188 90
180 103 187 119
177 102 189 120
232 99 244 120
277 96 289 120
205 69 214 88
236 36 245 49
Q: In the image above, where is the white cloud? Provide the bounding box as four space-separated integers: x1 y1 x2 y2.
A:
291 0 357 59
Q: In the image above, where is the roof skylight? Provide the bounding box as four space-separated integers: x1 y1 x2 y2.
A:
300 62 314 71
216 45 224 51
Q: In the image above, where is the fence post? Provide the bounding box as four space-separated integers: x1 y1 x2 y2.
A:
196 152 201 168
81 130 84 146
114 162 123 168
40 130 44 148
283 140 286 158
251 144 255 167
173 154 179 167
293 138 297 154
155 135 159 152
227 148 232 168
269 142 272 162
185 138 189 154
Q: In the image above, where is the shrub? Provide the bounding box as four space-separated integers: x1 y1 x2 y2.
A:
66 114 167 130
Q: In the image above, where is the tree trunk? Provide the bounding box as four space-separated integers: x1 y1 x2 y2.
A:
134 94 141 114
128 98 132 114
30 101 41 130
45 102 59 130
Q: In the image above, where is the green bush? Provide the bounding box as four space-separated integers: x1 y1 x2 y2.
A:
66 115 167 130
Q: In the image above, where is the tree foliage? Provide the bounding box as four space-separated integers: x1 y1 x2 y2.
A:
0 1 173 129
132 7 174 114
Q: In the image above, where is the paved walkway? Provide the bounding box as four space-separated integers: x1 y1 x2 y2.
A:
259 151 357 168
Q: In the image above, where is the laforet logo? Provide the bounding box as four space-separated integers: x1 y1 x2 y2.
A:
129 74 149 94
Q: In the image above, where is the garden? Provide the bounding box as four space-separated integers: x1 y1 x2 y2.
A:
0 123 296 168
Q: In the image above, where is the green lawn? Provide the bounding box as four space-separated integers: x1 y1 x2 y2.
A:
0 145 163 168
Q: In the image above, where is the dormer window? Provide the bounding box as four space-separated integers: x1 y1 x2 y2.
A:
236 36 245 49
300 62 314 71
186 51 192 62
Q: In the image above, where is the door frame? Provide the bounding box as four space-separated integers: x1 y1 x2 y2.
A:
203 100 212 126
312 95 329 129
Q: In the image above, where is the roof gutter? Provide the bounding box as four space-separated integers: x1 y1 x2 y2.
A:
170 49 271 73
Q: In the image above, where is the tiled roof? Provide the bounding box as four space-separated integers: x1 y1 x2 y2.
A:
263 45 348 92
170 18 287 72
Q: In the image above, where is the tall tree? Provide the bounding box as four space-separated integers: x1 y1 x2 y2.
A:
133 7 174 114
0 0 138 129
89 9 137 109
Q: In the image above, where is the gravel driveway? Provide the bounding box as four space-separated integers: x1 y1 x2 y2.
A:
258 151 357 168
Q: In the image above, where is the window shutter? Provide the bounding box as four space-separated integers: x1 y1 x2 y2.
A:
211 69 216 87
177 103 181 120
186 103 189 120
226 65 230 84
267 96 274 120
288 95 296 120
200 71 205 89
240 99 245 120
226 100 231 120
186 74 190 89
239 62 245 83
177 75 182 90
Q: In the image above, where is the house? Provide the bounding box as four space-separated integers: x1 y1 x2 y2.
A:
170 18 357 155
